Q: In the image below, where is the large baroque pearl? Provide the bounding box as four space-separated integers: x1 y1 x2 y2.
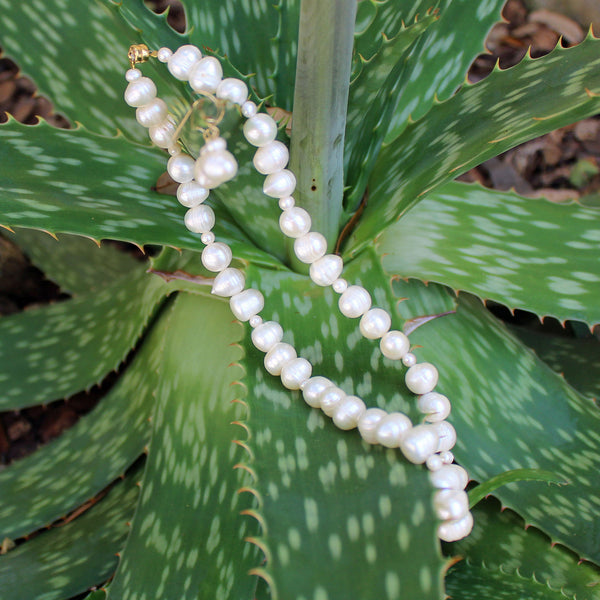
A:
400 424 439 464
167 44 202 80
302 376 332 408
216 78 248 105
294 232 327 264
380 330 410 360
405 362 439 395
136 98 168 128
177 182 209 208
280 358 312 390
418 392 451 422
167 154 195 183
124 77 157 107
230 289 264 322
251 321 283 353
243 113 278 147
211 268 245 297
279 207 311 238
195 149 238 188
359 308 391 339
253 141 289 175
332 395 366 430
438 512 474 542
184 205 215 233
189 56 223 92
375 412 412 448
201 242 232 272
264 343 297 376
309 254 343 287
338 285 371 318
429 464 469 490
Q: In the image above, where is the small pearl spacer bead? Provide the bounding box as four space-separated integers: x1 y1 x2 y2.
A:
177 182 209 208
380 330 410 360
230 289 265 322
309 254 343 287
263 169 296 198
157 47 173 62
402 352 417 367
434 420 457 453
264 343 297 376
405 362 439 395
241 100 257 118
201 242 233 272
318 386 346 417
302 376 332 408
438 512 474 542
249 315 263 328
125 68 142 81
440 451 454 464
280 358 313 390
211 268 245 297
279 207 311 238
359 308 391 339
332 395 366 430
294 232 327 264
278 196 295 210
338 285 371 318
201 232 215 245
358 408 388 444
375 412 412 448
426 454 443 472
418 392 451 422
243 113 277 146
251 321 283 353
400 424 439 464
332 279 348 294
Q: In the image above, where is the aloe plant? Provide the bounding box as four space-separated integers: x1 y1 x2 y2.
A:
0 0 599 598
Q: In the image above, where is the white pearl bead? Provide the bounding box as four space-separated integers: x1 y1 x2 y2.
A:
278 196 294 210
333 395 366 430
149 117 177 148
418 392 451 422
434 489 470 521
438 512 474 542
216 77 248 105
135 98 168 128
125 68 142 81
309 254 343 287
243 113 277 146
168 145 180 156
263 170 296 198
294 232 327 264
124 77 157 107
302 376 332 408
375 412 412 448
241 100 257 118
211 268 246 297
230 289 265 322
195 149 238 188
279 207 311 238
434 420 457 453
201 242 232 272
280 358 312 390
251 321 283 353
319 386 346 417
157 47 172 63
184 205 215 234
429 464 469 491
253 141 289 175
440 451 454 464
167 154 195 183
338 285 371 318
201 137 227 153
402 352 417 367
177 182 209 208
380 330 410 360
201 232 215 245
264 343 297 376
332 279 348 294
359 308 391 339
357 408 388 444
189 56 223 92
405 363 439 395
167 44 202 80
400 424 439 464
249 315 263 328
426 454 443 471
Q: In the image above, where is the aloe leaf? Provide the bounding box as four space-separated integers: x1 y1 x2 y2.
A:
0 265 167 411
0 468 141 600
106 293 261 600
7 229 141 295
0 299 168 540
242 251 445 600
348 33 600 254
378 181 600 325
446 498 600 599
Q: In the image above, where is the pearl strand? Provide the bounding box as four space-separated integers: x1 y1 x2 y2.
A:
124 44 473 542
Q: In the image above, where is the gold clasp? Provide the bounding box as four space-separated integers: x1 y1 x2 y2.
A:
128 44 157 69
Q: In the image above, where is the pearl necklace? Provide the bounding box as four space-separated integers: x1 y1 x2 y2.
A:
124 44 473 542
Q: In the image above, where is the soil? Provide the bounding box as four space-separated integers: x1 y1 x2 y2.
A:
0 0 597 466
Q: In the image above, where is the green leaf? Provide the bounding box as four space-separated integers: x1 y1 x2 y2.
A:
446 498 600 599
106 293 261 600
0 300 167 540
378 181 600 325
0 264 166 411
242 251 445 600
348 33 600 254
0 468 141 600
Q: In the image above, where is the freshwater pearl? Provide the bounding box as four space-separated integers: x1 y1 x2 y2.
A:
309 255 343 287
201 137 227 154
201 232 215 245
216 77 248 105
302 376 332 408
280 358 312 390
380 330 410 360
402 353 417 367
264 343 297 376
195 149 238 188
332 278 348 294
202 242 233 272
278 196 295 210
157 47 172 63
375 412 412 448
333 396 366 430
426 453 443 471
279 207 311 238
167 154 195 183
400 424 439 464
359 308 391 339
167 44 202 80
429 464 469 491
434 489 470 521
125 68 141 82
251 321 283 353
438 512 474 543
319 386 346 417
124 77 157 107
263 170 296 198
357 408 388 444
230 289 265 322
149 117 177 148
243 113 278 146
294 232 327 264
177 182 209 208
136 98 168 128
405 362 439 395
211 268 245 297
253 141 289 174
338 285 371 318
440 451 454 465
249 315 263 327
434 420 457 453
189 56 223 92
241 100 257 118
184 204 215 233
418 392 451 422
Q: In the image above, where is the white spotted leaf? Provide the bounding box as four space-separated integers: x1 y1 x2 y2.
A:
378 181 600 325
